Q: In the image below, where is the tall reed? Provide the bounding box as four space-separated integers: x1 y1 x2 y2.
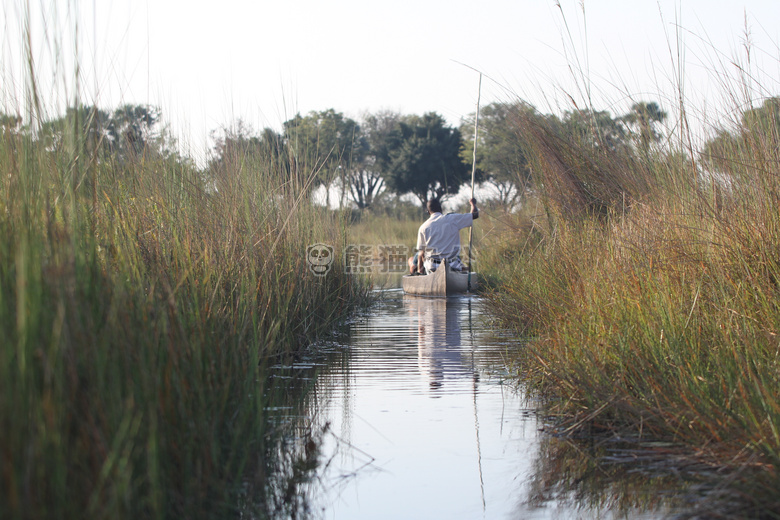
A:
479 59 780 515
0 92 365 518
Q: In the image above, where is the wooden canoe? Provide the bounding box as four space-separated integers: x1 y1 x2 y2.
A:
401 259 478 296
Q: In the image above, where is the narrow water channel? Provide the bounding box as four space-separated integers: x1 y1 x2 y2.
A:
269 290 688 519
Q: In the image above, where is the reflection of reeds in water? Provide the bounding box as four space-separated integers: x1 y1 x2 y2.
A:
250 369 333 520
525 429 780 519
525 434 690 518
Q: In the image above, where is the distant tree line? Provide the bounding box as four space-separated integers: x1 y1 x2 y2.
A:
209 109 471 210
1 98 687 213
0 103 199 211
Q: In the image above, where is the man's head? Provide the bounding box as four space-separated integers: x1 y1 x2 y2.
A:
426 198 443 214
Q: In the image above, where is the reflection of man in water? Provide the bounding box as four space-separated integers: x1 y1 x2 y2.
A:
406 296 470 392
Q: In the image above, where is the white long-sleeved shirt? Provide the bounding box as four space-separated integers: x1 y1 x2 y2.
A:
416 212 474 270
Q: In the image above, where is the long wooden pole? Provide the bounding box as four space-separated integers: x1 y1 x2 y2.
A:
468 73 482 292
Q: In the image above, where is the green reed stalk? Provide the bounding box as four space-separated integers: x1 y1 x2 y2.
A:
0 90 367 520
477 50 780 516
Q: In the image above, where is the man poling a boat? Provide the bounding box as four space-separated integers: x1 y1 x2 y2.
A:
408 197 479 276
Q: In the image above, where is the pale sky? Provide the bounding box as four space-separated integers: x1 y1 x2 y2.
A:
2 0 779 163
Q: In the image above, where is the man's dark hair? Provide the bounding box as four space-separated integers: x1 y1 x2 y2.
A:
426 198 443 214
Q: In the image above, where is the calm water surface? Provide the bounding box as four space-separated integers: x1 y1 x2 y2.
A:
272 290 683 519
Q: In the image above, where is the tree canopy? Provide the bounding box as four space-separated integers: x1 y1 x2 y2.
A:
460 102 535 210
561 108 627 151
209 120 289 194
344 111 401 209
282 109 360 189
38 103 161 163
619 101 667 152
385 112 468 206
701 97 780 178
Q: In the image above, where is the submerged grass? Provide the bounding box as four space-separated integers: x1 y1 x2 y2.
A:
0 100 366 517
478 54 780 517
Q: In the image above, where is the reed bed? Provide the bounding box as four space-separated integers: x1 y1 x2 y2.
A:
347 211 420 254
0 102 366 518
479 87 780 513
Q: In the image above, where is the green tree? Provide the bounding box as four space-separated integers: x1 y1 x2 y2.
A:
283 109 360 204
39 105 112 158
701 97 780 178
0 113 22 136
701 128 738 174
107 104 160 162
345 110 401 210
210 120 276 191
38 103 161 164
386 112 468 206
742 97 780 132
460 102 534 210
619 101 667 152
561 108 626 151
210 120 281 167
